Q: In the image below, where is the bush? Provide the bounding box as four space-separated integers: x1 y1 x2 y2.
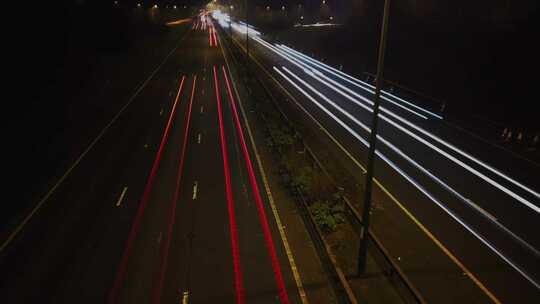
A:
310 200 346 232
290 165 314 191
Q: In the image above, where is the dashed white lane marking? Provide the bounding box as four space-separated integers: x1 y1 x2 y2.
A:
197 133 202 144
182 290 189 304
192 181 198 200
115 186 128 207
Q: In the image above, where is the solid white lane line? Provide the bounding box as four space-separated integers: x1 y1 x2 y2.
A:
116 186 128 207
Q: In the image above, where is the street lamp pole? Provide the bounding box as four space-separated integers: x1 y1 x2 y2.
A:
228 2 232 37
357 0 391 275
245 0 249 61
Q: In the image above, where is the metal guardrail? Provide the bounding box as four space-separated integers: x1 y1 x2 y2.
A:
363 71 444 113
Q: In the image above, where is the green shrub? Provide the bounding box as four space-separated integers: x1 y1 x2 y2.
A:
310 200 346 232
290 165 314 192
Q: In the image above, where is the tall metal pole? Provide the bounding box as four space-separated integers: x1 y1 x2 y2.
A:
245 0 249 64
357 0 391 275
229 2 232 37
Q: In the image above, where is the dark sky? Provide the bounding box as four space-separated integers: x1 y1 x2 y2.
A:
5 0 538 129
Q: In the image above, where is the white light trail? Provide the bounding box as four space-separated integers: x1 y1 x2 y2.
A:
275 66 540 289
278 45 432 119
254 36 540 212
282 66 540 257
278 44 445 120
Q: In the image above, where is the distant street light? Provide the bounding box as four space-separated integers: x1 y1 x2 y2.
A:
153 4 158 9
282 6 285 11
266 6 270 11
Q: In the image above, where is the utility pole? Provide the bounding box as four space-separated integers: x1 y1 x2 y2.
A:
357 0 391 275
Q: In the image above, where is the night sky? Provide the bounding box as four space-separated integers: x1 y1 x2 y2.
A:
5 0 539 131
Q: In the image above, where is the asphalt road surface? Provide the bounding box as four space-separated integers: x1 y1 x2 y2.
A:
222 16 540 304
0 20 304 304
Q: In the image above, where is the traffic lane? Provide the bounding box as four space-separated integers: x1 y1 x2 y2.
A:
265 59 540 255
110 28 211 303
242 34 540 300
0 35 195 303
216 30 306 302
258 57 540 302
159 26 252 303
312 71 540 251
115 25 235 301
219 30 305 302
267 61 540 302
248 36 540 218
221 27 536 300
58 31 204 304
248 34 428 124
215 68 299 303
173 72 238 303
429 118 540 190
258 37 540 193
158 60 238 303
110 25 212 300
53 71 184 303
370 142 540 302
113 74 194 304
272 56 535 292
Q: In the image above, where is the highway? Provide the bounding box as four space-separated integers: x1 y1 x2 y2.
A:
0 19 306 304
215 13 540 303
